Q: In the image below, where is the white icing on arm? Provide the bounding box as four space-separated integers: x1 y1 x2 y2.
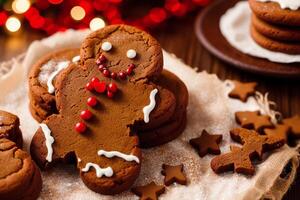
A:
257 0 300 10
47 61 70 94
72 55 80 63
40 123 55 162
143 89 158 123
82 163 113 178
98 150 140 163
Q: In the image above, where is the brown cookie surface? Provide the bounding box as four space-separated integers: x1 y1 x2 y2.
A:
0 110 22 148
137 70 188 148
228 80 257 102
161 164 187 186
0 138 42 200
132 181 165 200
235 111 273 132
252 14 300 42
251 25 300 54
31 25 164 195
249 0 300 26
29 48 80 122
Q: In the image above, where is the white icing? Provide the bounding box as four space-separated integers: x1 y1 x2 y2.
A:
38 60 70 94
81 163 113 178
220 1 300 63
101 42 112 51
257 0 300 10
126 49 137 59
40 123 54 162
143 89 158 123
98 150 140 163
72 55 80 63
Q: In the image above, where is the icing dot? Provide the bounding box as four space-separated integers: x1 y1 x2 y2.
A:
101 42 112 51
126 49 137 59
72 55 80 63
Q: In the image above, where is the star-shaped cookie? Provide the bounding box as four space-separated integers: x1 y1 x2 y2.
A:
283 115 300 137
235 111 273 132
264 124 289 142
132 182 165 200
229 80 257 102
189 130 222 157
161 164 187 186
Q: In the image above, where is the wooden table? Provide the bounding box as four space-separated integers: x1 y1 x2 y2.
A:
0 12 298 200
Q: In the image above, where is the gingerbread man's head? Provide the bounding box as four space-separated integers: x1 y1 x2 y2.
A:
30 25 163 194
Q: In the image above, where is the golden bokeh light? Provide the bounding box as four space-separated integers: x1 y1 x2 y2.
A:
70 6 86 21
89 17 105 31
5 16 21 32
12 0 31 14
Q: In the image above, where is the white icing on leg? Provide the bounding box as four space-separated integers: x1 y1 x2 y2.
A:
40 123 55 162
72 55 80 63
143 88 158 123
81 163 113 178
98 150 140 163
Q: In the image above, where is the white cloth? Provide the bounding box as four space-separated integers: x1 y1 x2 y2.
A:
0 29 298 200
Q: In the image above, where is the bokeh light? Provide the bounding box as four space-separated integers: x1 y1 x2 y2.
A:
70 6 86 21
12 0 31 14
89 17 105 31
5 16 21 32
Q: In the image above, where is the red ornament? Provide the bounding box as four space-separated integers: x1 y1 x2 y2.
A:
96 55 107 65
98 64 106 71
80 110 93 120
108 83 118 93
102 69 110 77
118 71 127 79
107 90 114 98
87 96 98 107
85 82 94 91
94 81 106 93
110 72 117 79
75 122 87 133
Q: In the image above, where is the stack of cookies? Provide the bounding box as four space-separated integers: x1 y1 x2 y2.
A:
28 24 188 195
249 0 300 54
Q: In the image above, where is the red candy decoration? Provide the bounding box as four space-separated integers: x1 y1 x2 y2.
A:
85 82 94 91
126 65 135 75
118 71 127 79
91 77 100 85
94 81 106 93
75 122 86 133
107 90 114 98
80 110 93 120
108 83 118 93
98 64 106 71
102 69 110 77
87 96 98 107
110 72 117 79
96 55 107 65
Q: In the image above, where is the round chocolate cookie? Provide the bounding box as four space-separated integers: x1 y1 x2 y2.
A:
0 138 42 200
137 70 188 148
249 0 300 26
251 25 300 54
252 14 300 42
0 110 23 148
29 48 80 122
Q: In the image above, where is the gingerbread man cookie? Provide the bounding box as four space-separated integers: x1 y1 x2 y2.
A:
31 25 164 194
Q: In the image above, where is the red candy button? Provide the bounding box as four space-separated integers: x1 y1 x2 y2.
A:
75 122 86 133
94 81 106 93
91 77 99 85
80 110 92 120
85 82 94 91
103 69 110 77
96 55 107 65
107 90 114 98
98 64 106 71
108 83 118 93
118 71 127 79
110 72 117 79
87 96 98 107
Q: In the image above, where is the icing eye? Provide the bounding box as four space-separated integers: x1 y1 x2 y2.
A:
126 49 137 59
101 42 112 51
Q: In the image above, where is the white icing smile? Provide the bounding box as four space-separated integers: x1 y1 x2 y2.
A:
40 123 54 162
81 163 113 178
126 49 137 59
143 88 158 123
257 0 300 10
98 150 140 163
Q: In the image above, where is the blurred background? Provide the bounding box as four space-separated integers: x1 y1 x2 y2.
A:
0 1 299 199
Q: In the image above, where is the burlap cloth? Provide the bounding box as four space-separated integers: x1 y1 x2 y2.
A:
0 30 298 200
